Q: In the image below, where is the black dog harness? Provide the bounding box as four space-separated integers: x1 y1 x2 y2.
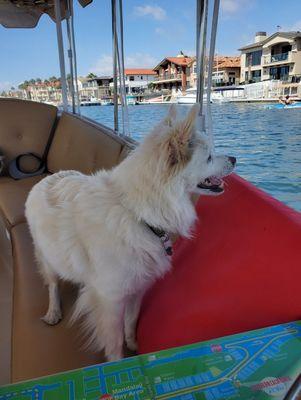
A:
146 225 173 256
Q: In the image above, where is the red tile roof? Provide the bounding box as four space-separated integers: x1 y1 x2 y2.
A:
187 56 240 69
124 69 156 75
166 57 194 66
154 56 194 70
213 56 241 69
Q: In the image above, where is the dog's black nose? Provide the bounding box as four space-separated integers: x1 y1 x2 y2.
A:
229 156 236 166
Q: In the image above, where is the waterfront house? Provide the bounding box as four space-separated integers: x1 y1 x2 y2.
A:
187 56 240 88
78 76 113 100
152 52 193 93
239 31 301 84
78 77 99 101
212 56 241 86
125 69 157 94
109 68 156 95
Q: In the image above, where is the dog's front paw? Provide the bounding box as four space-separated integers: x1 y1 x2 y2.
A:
41 309 62 325
126 335 138 352
107 352 124 362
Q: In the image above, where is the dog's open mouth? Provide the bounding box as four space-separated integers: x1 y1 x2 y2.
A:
197 176 224 193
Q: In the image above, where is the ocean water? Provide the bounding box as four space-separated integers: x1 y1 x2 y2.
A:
81 103 301 212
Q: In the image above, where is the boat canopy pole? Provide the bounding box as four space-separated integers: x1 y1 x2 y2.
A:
54 0 68 111
111 0 118 132
111 0 130 136
66 0 80 114
196 0 220 140
66 10 75 113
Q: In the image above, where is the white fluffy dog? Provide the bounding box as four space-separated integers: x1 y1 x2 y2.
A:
25 105 235 361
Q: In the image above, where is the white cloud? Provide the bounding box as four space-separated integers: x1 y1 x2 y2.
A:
89 54 114 76
154 23 186 41
288 20 301 32
155 27 164 35
133 4 166 21
221 0 249 14
0 81 13 92
90 53 158 76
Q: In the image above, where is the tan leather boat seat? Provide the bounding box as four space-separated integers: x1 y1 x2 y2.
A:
0 175 47 229
47 112 131 174
0 101 134 384
0 99 57 167
6 223 101 383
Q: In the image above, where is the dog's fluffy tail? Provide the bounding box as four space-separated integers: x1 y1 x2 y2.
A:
70 286 124 361
70 286 105 351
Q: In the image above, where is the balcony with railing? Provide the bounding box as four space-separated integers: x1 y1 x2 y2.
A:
154 73 182 82
263 52 292 65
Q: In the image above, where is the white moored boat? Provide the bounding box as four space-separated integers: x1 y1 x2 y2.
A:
177 88 226 104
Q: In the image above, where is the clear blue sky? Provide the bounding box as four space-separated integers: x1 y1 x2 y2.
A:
1 0 301 90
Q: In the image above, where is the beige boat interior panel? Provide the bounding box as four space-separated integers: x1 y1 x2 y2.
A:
0 0 93 29
0 217 13 385
0 175 48 228
0 99 134 384
0 99 57 168
47 112 128 174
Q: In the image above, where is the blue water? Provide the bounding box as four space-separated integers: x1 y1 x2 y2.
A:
81 103 301 212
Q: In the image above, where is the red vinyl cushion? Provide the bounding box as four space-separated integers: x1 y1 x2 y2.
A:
137 174 301 353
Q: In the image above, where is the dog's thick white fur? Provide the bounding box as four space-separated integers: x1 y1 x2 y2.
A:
25 104 235 361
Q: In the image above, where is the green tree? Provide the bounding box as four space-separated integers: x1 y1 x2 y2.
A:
87 72 97 79
29 79 36 85
36 78 42 83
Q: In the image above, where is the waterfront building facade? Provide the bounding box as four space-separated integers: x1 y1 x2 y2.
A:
109 69 156 95
239 31 301 84
78 76 113 100
187 56 241 88
152 53 193 93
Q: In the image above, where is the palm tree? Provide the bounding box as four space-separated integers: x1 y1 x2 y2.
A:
29 79 36 85
36 78 42 84
49 76 57 82
87 72 97 79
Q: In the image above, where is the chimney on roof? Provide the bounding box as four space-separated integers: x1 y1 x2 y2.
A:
177 51 187 58
255 31 267 43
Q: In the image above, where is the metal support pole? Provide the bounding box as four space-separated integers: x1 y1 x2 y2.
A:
196 0 208 119
54 0 68 111
206 0 220 103
68 0 81 114
117 0 129 136
111 0 119 133
66 12 76 113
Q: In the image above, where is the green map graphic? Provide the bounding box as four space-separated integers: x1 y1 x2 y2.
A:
1 321 301 400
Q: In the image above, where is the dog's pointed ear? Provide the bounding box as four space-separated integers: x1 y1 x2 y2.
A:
167 104 199 168
164 104 177 127
177 103 199 143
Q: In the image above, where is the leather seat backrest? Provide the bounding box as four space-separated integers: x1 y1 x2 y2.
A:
0 99 57 168
47 112 133 174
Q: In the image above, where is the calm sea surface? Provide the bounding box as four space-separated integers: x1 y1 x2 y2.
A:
81 103 301 212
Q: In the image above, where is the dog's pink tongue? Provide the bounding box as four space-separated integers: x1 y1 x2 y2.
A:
209 176 222 185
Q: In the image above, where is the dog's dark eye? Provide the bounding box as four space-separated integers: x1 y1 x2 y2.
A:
207 155 212 163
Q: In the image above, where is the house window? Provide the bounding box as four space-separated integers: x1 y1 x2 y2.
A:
251 70 261 82
129 76 134 81
246 50 262 66
141 76 143 80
